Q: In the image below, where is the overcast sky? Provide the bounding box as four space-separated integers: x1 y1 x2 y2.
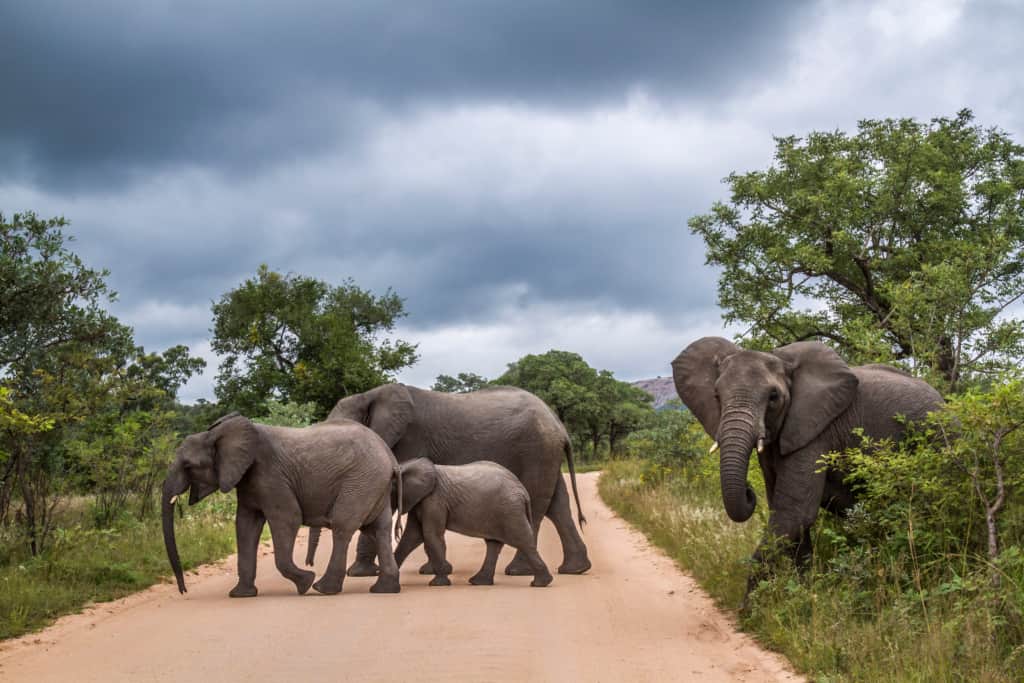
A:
3 0 1022 402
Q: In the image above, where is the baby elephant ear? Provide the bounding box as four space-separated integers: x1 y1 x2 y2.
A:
671 337 739 438
208 414 258 492
773 341 859 455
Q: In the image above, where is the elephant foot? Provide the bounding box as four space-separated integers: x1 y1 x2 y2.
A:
369 575 401 594
429 575 452 587
294 570 316 595
419 560 453 575
229 583 258 598
557 556 592 575
531 573 553 588
468 573 494 586
347 560 380 577
312 575 344 595
504 558 534 576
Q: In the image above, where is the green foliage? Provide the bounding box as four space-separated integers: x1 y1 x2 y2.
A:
690 110 1024 391
620 404 709 484
495 350 654 460
1 212 204 553
253 399 320 427
211 264 418 417
431 372 490 393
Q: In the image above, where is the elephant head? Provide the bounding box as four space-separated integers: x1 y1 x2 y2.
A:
328 384 414 449
672 337 858 523
162 413 266 593
395 458 437 512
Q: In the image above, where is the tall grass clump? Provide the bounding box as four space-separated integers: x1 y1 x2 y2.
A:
600 378 1024 682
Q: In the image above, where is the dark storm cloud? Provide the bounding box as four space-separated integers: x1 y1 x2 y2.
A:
1 0 806 187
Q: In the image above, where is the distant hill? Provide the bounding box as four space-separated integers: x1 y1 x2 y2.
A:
631 377 682 410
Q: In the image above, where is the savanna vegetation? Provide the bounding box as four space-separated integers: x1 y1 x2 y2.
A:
602 111 1024 682
0 212 412 638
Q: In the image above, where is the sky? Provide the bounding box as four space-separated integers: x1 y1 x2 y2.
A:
3 0 1023 402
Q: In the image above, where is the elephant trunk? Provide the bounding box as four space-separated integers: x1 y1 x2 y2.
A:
162 467 190 594
717 406 759 523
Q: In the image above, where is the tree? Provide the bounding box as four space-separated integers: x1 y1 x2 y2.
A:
496 350 653 459
211 265 418 416
689 110 1024 391
431 372 490 393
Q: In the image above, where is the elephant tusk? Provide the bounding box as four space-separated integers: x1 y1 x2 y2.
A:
756 438 765 454
708 441 719 454
169 495 178 505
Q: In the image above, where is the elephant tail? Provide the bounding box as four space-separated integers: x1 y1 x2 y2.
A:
564 439 587 529
393 461 404 542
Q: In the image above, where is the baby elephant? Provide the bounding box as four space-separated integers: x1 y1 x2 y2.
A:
395 459 553 588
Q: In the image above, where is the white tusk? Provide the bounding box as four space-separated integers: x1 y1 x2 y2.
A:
169 495 178 505
756 438 765 454
708 441 719 454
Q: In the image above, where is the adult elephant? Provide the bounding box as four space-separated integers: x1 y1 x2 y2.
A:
325 384 591 576
672 337 942 593
162 413 402 597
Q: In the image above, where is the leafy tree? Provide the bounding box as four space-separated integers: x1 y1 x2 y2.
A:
690 110 1024 391
431 372 490 393
211 265 418 417
1 212 205 547
496 350 653 459
253 399 320 427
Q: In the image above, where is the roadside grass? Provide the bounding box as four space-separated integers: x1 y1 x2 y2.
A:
0 495 237 640
563 460 606 474
599 459 1024 683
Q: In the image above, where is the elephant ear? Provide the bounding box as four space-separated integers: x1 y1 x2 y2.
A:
399 458 437 510
207 414 259 492
773 341 859 455
671 337 740 438
366 384 414 448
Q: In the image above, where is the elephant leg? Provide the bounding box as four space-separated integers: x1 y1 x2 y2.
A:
547 475 591 574
418 533 452 575
369 506 401 594
305 526 321 567
505 478 554 576
313 526 356 595
394 514 424 568
267 516 316 595
742 452 825 606
420 511 451 587
469 539 502 585
346 530 380 577
229 505 265 598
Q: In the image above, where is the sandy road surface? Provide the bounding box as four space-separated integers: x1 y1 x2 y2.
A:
0 473 799 682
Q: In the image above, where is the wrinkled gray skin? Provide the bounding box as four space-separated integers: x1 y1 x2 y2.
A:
162 413 401 598
672 337 943 596
393 459 552 587
310 384 589 577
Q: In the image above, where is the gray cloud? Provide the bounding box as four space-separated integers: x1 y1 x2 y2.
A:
4 0 1024 403
1 0 807 188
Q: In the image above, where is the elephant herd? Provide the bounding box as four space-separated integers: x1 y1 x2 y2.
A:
163 338 942 601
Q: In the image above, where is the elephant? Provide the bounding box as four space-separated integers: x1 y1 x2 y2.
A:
671 337 943 594
317 384 590 577
391 458 553 588
162 413 402 598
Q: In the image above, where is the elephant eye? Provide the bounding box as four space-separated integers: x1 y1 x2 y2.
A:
768 388 780 402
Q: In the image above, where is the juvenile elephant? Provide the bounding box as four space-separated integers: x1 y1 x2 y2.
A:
162 413 402 597
322 384 590 576
393 458 553 588
672 338 943 592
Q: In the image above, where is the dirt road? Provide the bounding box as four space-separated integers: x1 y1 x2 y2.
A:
0 473 798 682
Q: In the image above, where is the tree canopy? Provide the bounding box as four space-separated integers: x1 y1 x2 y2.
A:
495 350 653 458
689 110 1024 391
431 372 491 393
211 265 418 416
